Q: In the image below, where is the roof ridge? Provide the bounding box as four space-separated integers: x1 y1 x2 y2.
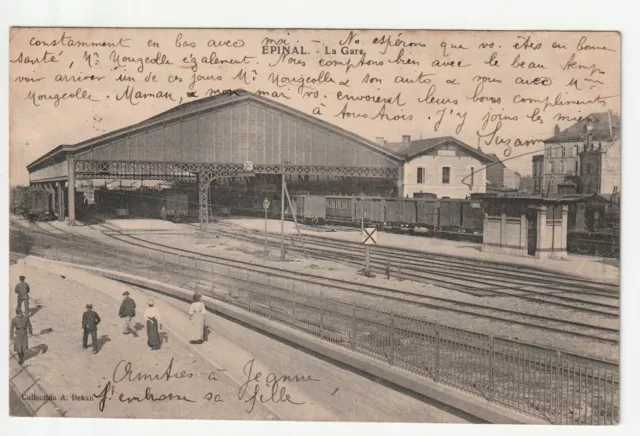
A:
28 89 403 169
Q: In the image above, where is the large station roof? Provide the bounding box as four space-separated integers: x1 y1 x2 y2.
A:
27 90 403 172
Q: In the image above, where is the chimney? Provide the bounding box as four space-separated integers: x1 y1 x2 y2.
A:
375 136 386 147
402 135 411 144
554 124 560 136
585 123 593 152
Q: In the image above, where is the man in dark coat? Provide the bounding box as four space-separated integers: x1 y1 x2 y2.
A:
15 275 30 316
119 291 136 335
82 303 101 354
10 308 33 365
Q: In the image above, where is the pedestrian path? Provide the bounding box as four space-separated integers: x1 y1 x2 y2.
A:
8 256 467 422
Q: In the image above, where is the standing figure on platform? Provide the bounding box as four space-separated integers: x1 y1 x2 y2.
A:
10 308 33 365
82 303 101 354
188 293 207 344
160 205 167 221
144 299 161 350
119 291 136 335
15 275 30 316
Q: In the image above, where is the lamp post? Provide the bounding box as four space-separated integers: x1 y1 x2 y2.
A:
263 197 270 255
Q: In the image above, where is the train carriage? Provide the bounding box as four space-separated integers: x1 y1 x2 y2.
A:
326 196 354 222
290 195 327 224
165 192 189 222
415 199 439 229
460 200 485 232
384 198 417 231
438 199 461 229
354 197 385 225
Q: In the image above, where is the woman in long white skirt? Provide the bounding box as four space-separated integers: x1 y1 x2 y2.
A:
188 293 206 344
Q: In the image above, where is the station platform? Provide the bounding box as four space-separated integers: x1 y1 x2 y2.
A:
225 218 620 284
8 256 468 422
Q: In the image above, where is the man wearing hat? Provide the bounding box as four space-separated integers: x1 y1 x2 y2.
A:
81 303 101 354
118 291 136 335
10 308 33 365
14 275 30 316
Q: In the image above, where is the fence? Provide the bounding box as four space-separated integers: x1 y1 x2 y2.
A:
9 227 619 424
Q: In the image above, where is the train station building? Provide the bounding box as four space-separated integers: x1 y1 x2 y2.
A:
26 90 515 228
384 136 495 199
26 90 403 227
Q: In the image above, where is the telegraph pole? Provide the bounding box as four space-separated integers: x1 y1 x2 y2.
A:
281 171 285 260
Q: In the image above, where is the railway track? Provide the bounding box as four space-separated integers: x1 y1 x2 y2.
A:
12 218 619 347
210 218 618 292
55 218 618 346
201 224 619 314
10 219 621 375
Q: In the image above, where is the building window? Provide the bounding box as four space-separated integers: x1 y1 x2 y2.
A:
561 147 566 157
586 163 592 174
574 145 580 156
549 162 555 174
442 167 450 184
470 167 474 186
546 148 551 158
561 161 565 174
574 161 579 175
417 167 425 184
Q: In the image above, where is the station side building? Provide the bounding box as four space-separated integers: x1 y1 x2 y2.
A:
385 136 494 199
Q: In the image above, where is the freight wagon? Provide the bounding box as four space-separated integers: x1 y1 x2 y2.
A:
290 195 327 224
354 197 386 225
383 198 417 232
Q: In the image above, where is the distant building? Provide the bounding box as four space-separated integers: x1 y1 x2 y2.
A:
518 175 534 194
542 112 620 195
384 136 494 199
532 155 544 194
557 181 578 196
580 137 621 196
486 153 521 190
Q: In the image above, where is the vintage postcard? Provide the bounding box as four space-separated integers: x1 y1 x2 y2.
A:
8 28 620 424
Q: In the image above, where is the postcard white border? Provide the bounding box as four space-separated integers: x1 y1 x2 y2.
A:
1 1 638 436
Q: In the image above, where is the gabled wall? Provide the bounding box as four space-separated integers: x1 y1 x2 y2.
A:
402 144 487 198
74 101 399 169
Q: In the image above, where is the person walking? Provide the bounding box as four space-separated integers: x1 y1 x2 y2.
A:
82 303 101 354
10 308 33 365
188 293 207 344
118 291 136 335
14 275 30 316
144 299 161 351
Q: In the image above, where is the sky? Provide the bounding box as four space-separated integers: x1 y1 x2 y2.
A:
8 28 620 185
